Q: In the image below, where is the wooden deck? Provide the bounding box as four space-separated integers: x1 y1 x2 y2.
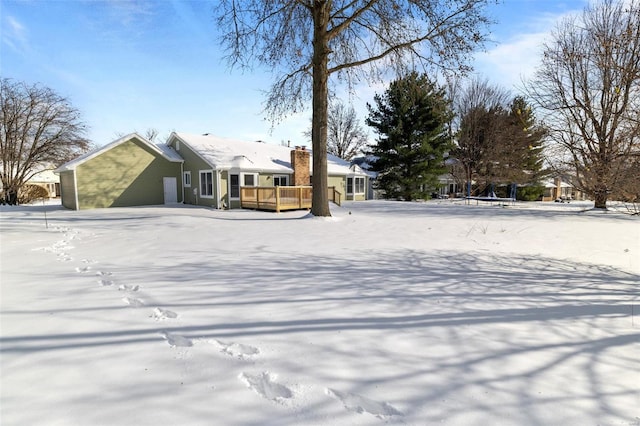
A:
241 186 341 212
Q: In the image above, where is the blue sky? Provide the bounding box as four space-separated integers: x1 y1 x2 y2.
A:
1 0 588 147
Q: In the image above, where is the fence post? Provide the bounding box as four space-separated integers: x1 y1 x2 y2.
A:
275 186 281 213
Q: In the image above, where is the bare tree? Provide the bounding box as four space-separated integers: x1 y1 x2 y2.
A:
305 101 369 160
451 79 547 197
0 78 90 205
527 0 640 209
216 0 496 216
451 78 511 195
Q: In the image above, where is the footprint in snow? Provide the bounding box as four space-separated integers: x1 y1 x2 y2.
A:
75 266 91 273
95 271 112 276
98 279 114 287
160 331 193 347
118 284 140 292
122 297 144 307
239 372 293 402
212 339 260 359
152 307 178 320
325 388 403 418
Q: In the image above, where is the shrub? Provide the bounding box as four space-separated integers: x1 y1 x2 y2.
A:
516 185 545 201
18 184 49 204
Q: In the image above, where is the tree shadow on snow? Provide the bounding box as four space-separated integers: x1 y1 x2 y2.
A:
2 248 639 423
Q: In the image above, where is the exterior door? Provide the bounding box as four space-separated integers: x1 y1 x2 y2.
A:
163 177 178 204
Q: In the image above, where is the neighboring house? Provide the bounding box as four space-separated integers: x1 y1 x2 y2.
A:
167 132 370 209
541 177 587 202
55 133 183 210
351 155 463 200
29 168 60 198
0 165 60 199
434 174 463 198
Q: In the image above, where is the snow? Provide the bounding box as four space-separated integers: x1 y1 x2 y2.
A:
170 132 367 176
1 199 638 425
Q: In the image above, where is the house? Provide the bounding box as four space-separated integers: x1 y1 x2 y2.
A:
55 133 183 210
29 168 60 198
0 164 60 202
350 156 380 200
541 176 587 202
167 132 370 209
55 131 370 210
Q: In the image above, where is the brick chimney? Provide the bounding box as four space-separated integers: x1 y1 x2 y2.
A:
291 146 310 186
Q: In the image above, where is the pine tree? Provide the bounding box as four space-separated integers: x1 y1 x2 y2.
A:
504 97 546 182
366 73 453 201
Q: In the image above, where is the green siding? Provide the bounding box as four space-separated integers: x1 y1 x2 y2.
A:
220 171 229 208
59 171 77 210
171 139 218 207
327 175 345 198
258 174 271 186
76 137 181 209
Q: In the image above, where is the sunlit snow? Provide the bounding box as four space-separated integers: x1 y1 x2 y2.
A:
1 199 638 425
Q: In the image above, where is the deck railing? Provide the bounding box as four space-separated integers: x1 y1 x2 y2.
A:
328 186 342 206
241 185 342 212
241 186 312 212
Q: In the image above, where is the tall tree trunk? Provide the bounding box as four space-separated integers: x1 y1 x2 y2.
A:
594 190 608 209
310 2 331 217
593 162 609 209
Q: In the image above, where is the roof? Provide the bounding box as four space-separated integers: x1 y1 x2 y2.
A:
168 132 367 176
55 133 183 173
29 168 59 183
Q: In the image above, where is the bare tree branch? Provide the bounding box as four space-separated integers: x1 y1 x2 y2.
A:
0 78 90 205
527 0 640 208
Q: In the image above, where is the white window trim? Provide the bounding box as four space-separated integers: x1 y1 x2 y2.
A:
229 172 259 199
199 170 214 199
183 171 191 188
347 176 366 195
273 174 289 186
354 176 365 194
229 173 240 200
242 172 258 187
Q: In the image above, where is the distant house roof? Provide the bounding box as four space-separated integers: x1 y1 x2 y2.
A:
542 179 573 188
55 133 183 173
351 156 378 178
168 132 367 176
30 168 59 183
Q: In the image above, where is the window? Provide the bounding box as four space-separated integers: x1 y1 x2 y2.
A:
243 173 257 186
230 173 257 199
273 175 289 186
230 174 240 198
183 171 191 187
200 171 213 197
347 176 365 194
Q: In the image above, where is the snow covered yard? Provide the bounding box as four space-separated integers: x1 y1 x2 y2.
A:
1 200 638 425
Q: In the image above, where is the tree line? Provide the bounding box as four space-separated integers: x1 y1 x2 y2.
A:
325 0 639 207
2 0 638 211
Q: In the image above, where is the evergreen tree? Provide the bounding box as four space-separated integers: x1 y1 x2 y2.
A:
503 96 546 183
366 73 453 201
